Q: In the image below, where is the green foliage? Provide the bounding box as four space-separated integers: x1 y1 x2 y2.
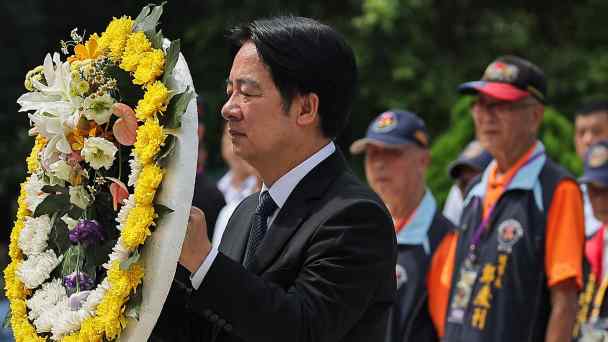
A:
428 97 582 205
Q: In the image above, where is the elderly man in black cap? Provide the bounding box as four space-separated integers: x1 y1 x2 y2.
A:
443 141 493 225
573 140 608 340
443 56 584 342
351 109 456 341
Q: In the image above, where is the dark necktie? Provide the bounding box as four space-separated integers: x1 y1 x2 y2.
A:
243 191 278 268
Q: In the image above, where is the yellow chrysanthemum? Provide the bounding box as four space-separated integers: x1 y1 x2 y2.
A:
79 318 102 342
120 31 153 72
107 261 145 298
98 16 134 61
68 34 102 63
27 135 46 174
133 119 166 164
134 164 164 206
121 206 156 251
4 262 28 300
133 49 165 85
95 294 128 340
135 80 170 121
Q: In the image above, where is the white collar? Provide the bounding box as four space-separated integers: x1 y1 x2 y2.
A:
261 141 336 209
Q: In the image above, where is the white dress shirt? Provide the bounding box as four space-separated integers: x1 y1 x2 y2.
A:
191 141 336 289
582 184 603 237
442 184 464 226
217 172 258 205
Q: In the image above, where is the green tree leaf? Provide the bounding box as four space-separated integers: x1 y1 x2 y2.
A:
162 39 181 85
162 88 194 129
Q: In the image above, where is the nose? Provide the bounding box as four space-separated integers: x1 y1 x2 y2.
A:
221 95 242 122
582 131 594 146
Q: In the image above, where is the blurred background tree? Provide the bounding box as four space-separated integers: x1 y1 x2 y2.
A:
1 0 606 242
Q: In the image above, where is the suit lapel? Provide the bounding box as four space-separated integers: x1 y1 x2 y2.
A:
247 149 348 274
218 195 258 262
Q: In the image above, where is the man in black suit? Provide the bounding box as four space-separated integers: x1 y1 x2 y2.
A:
153 15 396 342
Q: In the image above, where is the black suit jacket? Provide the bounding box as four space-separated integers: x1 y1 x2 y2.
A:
153 149 396 342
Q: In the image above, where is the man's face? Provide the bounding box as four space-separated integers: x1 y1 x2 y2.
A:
364 143 428 206
574 112 608 159
456 166 482 195
221 42 295 165
472 94 541 157
588 182 608 223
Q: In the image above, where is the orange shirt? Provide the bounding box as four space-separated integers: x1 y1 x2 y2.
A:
427 145 585 336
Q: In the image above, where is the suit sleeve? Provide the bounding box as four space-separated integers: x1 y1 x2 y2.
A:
190 200 397 342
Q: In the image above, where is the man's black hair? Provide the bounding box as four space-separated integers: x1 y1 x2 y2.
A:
575 100 608 117
228 15 358 139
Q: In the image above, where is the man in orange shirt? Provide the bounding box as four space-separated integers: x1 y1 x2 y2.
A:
351 109 456 341
443 56 584 342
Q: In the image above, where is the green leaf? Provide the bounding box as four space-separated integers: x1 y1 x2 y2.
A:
50 218 72 256
61 245 84 278
125 284 143 321
34 193 70 217
154 203 174 222
161 39 181 85
133 3 165 34
133 4 152 26
120 249 140 271
91 191 121 242
162 88 194 129
151 29 165 50
155 134 176 166
41 185 68 194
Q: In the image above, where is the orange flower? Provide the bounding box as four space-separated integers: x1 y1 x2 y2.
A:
68 35 102 63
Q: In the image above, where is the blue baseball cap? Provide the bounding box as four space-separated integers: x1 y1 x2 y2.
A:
350 109 429 154
580 140 608 187
448 140 493 179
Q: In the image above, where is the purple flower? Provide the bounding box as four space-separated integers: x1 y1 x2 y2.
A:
63 271 94 291
69 219 104 245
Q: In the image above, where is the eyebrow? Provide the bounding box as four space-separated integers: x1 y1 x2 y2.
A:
225 77 261 91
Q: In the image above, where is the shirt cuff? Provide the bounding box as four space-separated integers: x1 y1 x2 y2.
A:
190 247 219 290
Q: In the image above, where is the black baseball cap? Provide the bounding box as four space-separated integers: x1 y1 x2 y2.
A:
350 109 429 154
580 140 608 187
448 140 493 179
458 55 547 103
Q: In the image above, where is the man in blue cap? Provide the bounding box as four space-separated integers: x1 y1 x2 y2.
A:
351 109 456 341
443 55 584 342
574 140 608 340
443 141 493 225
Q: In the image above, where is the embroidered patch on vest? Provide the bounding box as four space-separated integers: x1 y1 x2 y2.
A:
497 219 524 253
396 264 408 289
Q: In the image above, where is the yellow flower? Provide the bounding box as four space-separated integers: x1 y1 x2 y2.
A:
134 120 166 164
134 164 164 206
95 294 128 340
120 31 152 72
79 318 102 342
27 135 46 174
134 81 170 121
98 16 134 61
4 262 28 300
107 260 145 297
121 206 156 251
68 34 102 63
133 49 165 85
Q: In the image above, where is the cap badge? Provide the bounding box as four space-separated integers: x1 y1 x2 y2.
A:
483 62 519 83
589 145 608 168
372 112 398 133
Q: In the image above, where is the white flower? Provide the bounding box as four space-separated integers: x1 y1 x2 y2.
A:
69 185 91 210
25 173 48 212
83 94 115 125
61 214 79 230
18 215 52 256
51 308 90 340
103 239 130 270
81 137 118 170
127 154 142 187
27 278 67 321
49 159 72 183
81 278 109 314
68 291 91 311
33 297 68 333
115 194 135 231
17 249 63 289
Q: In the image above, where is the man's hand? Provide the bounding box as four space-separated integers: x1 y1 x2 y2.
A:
179 207 212 273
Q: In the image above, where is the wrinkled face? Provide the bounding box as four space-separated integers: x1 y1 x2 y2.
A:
364 143 427 206
472 94 541 157
588 183 608 223
574 112 608 159
221 42 295 165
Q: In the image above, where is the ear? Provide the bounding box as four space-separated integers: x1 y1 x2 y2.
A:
296 93 319 127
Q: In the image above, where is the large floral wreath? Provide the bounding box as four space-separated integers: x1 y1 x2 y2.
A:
4 4 194 341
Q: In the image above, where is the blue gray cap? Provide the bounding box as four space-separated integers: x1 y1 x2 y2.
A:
580 140 608 187
350 109 429 154
448 140 493 179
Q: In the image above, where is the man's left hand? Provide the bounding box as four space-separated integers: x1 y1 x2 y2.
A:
179 206 212 273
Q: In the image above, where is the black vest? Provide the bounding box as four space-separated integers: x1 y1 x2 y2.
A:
385 211 453 342
444 158 570 342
